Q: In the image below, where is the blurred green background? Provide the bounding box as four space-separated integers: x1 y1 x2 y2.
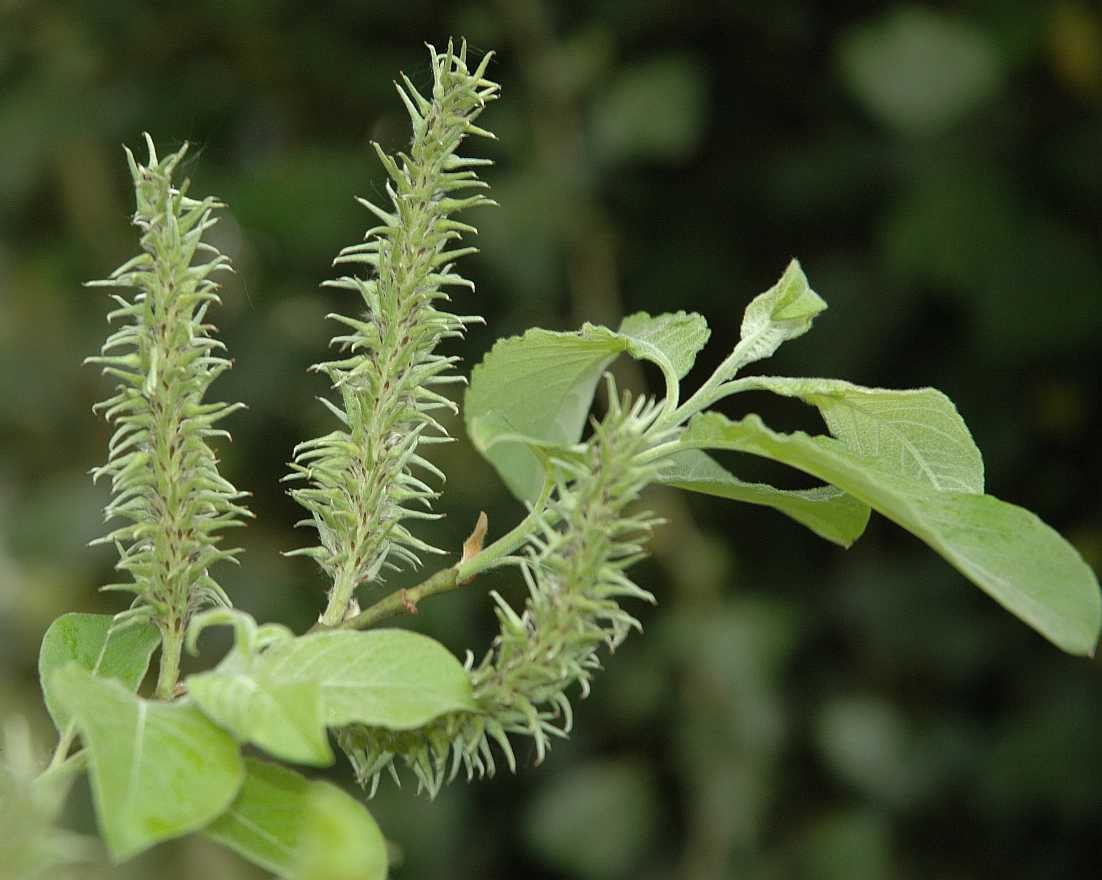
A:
2 1 1101 877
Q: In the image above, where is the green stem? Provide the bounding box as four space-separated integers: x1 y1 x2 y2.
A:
46 724 78 772
327 478 555 632
336 567 460 631
320 564 359 627
38 749 88 791
155 625 184 699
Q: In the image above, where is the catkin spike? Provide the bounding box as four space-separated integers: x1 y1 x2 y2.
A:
339 388 673 795
85 139 249 678
288 41 500 626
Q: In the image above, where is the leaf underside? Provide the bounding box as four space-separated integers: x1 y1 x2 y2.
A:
684 412 1101 655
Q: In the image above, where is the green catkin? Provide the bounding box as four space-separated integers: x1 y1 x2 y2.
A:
338 385 672 796
285 40 499 626
85 136 250 694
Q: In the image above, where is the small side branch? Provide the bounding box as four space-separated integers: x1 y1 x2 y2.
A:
316 479 554 633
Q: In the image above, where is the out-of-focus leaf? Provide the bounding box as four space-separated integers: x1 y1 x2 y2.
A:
38 613 161 731
800 808 894 880
592 55 707 163
523 759 659 880
816 696 916 805
1 717 99 879
205 758 387 880
52 665 244 861
295 778 388 880
838 7 1004 135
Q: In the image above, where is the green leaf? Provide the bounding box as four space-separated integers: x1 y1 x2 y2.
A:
617 311 710 380
2 718 99 878
682 412 1102 655
51 665 244 861
187 668 333 767
295 778 388 880
522 758 659 880
719 259 827 379
728 377 984 493
466 326 623 502
466 313 709 501
658 448 870 547
592 54 707 164
38 613 161 732
196 629 476 732
261 630 476 728
205 759 386 880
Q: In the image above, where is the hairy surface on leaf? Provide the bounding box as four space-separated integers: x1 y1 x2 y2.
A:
466 313 708 502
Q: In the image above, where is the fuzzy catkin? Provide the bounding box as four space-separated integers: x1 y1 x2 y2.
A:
286 41 499 626
85 136 249 642
338 389 670 796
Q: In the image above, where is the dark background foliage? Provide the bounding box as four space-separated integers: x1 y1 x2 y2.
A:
2 1 1100 877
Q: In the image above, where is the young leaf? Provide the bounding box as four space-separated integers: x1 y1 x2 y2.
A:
466 313 708 501
51 665 244 861
38 613 161 732
205 759 386 880
466 326 623 502
187 670 333 767
726 377 984 493
715 259 827 380
682 412 1102 655
203 629 477 731
617 311 710 379
657 448 870 547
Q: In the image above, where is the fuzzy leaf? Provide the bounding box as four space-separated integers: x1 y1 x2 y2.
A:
218 629 477 731
466 327 623 501
729 377 984 493
38 613 160 732
467 314 709 501
658 448 870 547
187 668 333 767
205 759 386 880
682 412 1102 655
718 259 827 378
617 311 710 379
51 665 244 860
